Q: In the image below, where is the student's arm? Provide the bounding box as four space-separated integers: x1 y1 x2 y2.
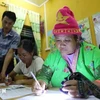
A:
36 55 53 86
1 34 20 79
1 49 14 79
15 79 34 85
8 70 17 79
92 47 100 88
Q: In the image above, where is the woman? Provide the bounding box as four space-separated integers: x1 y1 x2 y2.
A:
6 39 44 85
32 6 100 98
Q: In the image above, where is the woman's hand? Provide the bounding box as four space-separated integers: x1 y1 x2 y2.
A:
5 76 12 86
62 80 79 97
32 80 46 96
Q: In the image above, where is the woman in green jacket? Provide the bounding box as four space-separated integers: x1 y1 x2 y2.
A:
32 6 100 98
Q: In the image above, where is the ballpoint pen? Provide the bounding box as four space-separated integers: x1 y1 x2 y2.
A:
30 71 41 88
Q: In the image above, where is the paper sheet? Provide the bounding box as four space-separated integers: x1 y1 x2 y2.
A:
17 89 99 100
0 84 33 100
3 85 26 90
0 84 99 100
0 83 5 87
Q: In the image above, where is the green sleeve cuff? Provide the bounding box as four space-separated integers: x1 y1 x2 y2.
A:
36 65 53 85
37 76 49 85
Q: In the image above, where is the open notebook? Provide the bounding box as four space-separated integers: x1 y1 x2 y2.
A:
0 83 33 100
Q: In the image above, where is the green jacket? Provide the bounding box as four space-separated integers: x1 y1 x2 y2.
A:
37 42 100 87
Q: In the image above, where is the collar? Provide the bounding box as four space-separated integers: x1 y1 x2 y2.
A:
0 28 13 37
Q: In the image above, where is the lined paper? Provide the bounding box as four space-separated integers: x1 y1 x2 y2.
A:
0 84 33 100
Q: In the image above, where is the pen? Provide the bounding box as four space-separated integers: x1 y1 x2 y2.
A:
6 75 9 79
5 75 9 82
30 71 41 88
5 75 10 86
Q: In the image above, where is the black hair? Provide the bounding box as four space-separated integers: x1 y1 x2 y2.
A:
73 35 78 41
18 39 38 56
73 35 83 41
73 35 83 47
2 11 16 22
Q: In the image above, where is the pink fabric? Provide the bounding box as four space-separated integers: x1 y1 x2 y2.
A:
64 53 74 68
63 48 79 72
53 6 82 35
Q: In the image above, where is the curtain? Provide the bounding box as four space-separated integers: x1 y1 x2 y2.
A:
28 11 41 55
8 3 27 35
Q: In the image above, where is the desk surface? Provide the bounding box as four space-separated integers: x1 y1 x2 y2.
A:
0 83 33 100
0 83 99 100
17 89 99 100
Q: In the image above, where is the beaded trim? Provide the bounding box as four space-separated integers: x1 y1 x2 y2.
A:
78 80 88 98
53 28 81 35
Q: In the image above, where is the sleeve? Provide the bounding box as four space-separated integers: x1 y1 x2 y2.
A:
93 47 100 80
10 34 20 49
36 54 53 85
13 62 22 74
35 57 44 72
